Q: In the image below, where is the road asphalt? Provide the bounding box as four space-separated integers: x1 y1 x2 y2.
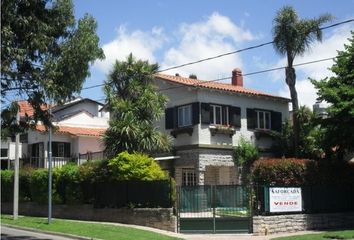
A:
1 226 78 240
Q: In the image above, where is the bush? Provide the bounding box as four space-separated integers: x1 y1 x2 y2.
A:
108 151 166 181
29 168 60 204
251 158 310 185
1 170 14 202
233 138 259 166
78 160 103 203
19 167 34 201
251 158 354 186
55 163 82 204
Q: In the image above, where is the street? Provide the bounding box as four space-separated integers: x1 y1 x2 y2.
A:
1 226 77 240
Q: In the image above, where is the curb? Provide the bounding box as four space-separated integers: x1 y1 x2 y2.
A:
2 224 96 240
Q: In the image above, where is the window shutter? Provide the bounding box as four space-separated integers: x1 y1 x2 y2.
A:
271 111 282 132
64 143 71 157
165 108 174 129
201 103 210 124
230 106 241 128
192 102 200 125
247 108 256 130
222 106 227 125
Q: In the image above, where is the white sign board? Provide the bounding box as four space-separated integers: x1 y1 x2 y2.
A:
269 187 302 212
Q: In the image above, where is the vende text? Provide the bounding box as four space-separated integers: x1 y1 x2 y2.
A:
274 201 298 205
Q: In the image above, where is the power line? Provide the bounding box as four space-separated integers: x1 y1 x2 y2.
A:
157 18 354 73
79 18 354 91
158 55 340 92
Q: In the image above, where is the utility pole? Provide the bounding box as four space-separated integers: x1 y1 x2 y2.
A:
48 105 52 224
13 109 20 220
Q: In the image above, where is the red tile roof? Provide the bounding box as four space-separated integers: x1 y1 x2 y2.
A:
36 125 106 137
17 101 49 117
155 74 290 101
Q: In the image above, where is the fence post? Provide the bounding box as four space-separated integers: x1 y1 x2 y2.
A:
249 184 254 233
176 186 180 233
212 185 216 234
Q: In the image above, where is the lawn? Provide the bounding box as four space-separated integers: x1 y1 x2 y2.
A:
272 229 354 240
1 215 182 240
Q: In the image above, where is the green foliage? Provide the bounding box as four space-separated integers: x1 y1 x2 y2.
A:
103 54 171 157
19 167 34 201
251 158 354 186
55 163 82 204
1 0 104 129
233 138 259 166
29 168 60 204
272 6 333 154
1 170 14 202
271 121 294 157
252 158 309 185
311 31 354 161
108 151 167 181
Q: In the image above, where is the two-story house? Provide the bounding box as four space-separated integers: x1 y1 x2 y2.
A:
18 98 109 168
154 68 290 186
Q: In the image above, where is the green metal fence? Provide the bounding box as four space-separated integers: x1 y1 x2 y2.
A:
254 185 354 215
177 185 251 233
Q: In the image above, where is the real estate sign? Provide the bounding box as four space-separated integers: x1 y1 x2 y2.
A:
269 187 302 212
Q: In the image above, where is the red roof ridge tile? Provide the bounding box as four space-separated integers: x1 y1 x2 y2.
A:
155 73 290 101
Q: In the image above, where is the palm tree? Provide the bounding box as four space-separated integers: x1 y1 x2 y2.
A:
272 6 332 155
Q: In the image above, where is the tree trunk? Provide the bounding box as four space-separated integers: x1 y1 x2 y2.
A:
286 67 300 156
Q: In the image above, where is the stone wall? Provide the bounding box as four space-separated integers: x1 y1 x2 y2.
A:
253 212 354 235
1 202 176 232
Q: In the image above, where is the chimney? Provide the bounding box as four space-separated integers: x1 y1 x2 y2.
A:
232 68 243 87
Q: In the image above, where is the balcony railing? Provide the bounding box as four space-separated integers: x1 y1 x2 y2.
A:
27 157 76 168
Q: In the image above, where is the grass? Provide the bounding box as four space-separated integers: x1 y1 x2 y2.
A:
272 229 354 240
1 215 181 240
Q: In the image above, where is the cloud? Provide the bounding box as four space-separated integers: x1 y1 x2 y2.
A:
160 12 256 80
94 26 167 73
274 23 354 107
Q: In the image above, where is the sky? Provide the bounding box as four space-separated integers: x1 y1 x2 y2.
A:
74 0 354 108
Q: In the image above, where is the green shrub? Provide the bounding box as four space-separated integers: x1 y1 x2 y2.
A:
251 158 354 186
251 158 310 185
1 170 14 202
233 138 259 166
29 168 60 204
19 167 34 201
108 151 167 181
78 160 102 203
55 163 82 204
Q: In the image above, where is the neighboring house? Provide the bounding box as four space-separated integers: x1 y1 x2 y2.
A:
0 138 24 169
154 68 290 186
18 98 109 168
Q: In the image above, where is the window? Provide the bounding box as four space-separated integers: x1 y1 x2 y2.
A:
178 105 192 127
1 149 8 158
210 105 229 125
182 169 197 186
57 143 65 157
256 110 271 130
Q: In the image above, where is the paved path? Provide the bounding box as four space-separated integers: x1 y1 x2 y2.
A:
1 226 79 240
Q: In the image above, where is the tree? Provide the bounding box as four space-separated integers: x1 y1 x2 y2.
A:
272 6 332 155
311 31 354 161
233 137 259 184
1 0 104 127
103 54 171 157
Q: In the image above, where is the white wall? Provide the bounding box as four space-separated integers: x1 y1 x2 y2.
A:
59 112 108 128
54 101 101 119
77 136 104 154
0 140 23 159
155 79 289 149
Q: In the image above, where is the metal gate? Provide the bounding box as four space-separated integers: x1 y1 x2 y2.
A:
177 185 252 233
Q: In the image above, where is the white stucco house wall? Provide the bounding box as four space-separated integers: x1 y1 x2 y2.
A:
153 68 290 186
18 98 109 168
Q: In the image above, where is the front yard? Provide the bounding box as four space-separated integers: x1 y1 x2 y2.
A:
1 215 181 240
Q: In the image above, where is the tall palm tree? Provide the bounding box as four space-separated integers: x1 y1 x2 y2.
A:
272 6 332 155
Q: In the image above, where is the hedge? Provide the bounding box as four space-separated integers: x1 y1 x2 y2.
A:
1 154 174 207
251 158 354 186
